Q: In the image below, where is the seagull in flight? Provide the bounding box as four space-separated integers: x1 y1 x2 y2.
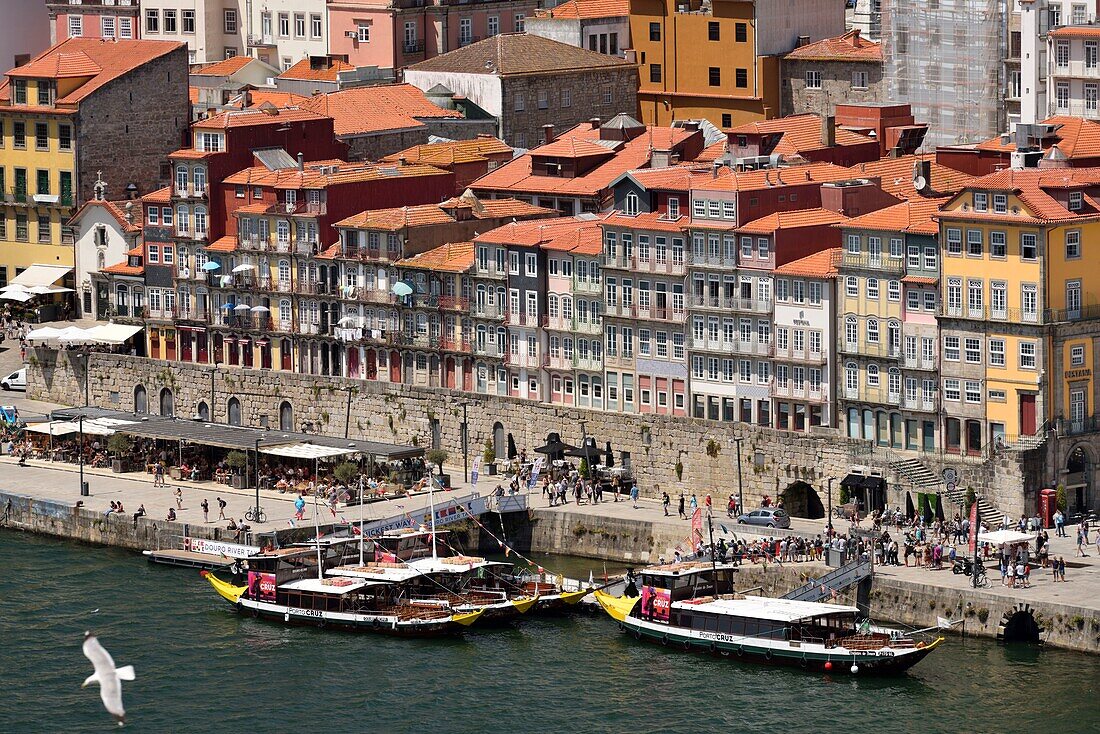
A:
81 632 135 726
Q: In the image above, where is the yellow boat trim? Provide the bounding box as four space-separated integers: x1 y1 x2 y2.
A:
452 608 484 627
924 636 946 651
512 595 538 614
203 572 247 604
594 590 640 622
559 589 589 606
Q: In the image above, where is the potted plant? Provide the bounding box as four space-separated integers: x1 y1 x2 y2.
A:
427 448 450 488
226 450 248 489
334 462 359 498
483 438 497 476
107 433 133 474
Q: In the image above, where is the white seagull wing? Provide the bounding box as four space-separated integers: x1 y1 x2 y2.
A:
83 635 116 676
82 635 126 721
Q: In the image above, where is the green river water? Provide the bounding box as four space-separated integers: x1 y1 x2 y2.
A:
2 530 1098 734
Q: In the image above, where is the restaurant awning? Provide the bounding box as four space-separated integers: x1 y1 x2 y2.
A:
24 421 80 436
259 444 356 459
84 323 144 344
0 289 34 302
840 474 886 491
8 264 72 289
977 530 1035 546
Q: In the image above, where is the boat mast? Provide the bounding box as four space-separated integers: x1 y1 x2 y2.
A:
358 473 365 567
428 469 438 560
313 457 323 581
707 512 718 594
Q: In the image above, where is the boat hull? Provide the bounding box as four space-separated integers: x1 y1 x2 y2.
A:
232 599 461 637
617 617 940 675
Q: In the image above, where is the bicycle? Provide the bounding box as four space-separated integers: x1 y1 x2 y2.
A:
245 506 267 524
973 570 990 588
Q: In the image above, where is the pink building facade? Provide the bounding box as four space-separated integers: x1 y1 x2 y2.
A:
46 1 141 45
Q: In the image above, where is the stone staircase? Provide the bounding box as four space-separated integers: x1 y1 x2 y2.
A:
889 457 940 489
889 456 999 525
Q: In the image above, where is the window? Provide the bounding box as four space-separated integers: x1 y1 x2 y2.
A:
357 23 370 42
1056 41 1070 68
514 93 524 112
650 64 662 83
845 276 858 298
735 22 747 42
34 123 48 151
965 338 981 364
852 70 868 89
722 114 732 128
708 67 721 86
944 336 960 361
1088 84 1099 113
163 9 177 33
147 245 160 264
946 228 962 255
666 198 679 219
735 68 748 87
13 121 24 148
1066 230 1081 258
991 281 1007 317
944 379 961 402
35 169 49 195
294 13 306 38
965 381 982 404
1021 233 1038 260
888 280 901 301
1071 345 1086 367
867 364 880 387
515 14 525 32
989 339 1005 367
182 10 195 34
974 192 988 212
866 318 879 343
966 229 983 256
990 231 1006 258
537 90 548 109
147 207 159 226
488 16 499 36
224 9 238 34
69 15 83 38
1088 41 1099 69
101 16 115 39
1020 342 1037 369
806 70 822 89
649 22 661 41
1057 83 1070 112
278 12 289 37
311 14 322 39
459 18 472 44
866 278 879 300
561 89 571 108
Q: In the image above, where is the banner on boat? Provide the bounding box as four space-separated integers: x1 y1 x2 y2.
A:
640 585 671 622
184 537 260 558
247 571 276 601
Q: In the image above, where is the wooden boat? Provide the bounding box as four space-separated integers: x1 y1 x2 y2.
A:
595 562 942 675
200 544 482 635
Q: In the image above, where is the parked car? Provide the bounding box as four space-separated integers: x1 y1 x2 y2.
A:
1 368 26 391
736 507 791 529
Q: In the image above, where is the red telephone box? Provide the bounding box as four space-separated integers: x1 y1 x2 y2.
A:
1039 488 1057 528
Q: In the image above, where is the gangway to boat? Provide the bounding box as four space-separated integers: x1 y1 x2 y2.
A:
781 558 872 603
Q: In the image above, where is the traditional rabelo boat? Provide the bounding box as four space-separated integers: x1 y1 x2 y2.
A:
595 562 942 675
201 542 482 635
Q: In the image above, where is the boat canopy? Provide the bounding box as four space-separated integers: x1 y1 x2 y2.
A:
279 577 384 594
672 595 861 623
642 561 740 579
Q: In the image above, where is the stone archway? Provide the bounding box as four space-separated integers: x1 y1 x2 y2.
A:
781 481 825 519
159 387 174 417
997 604 1042 644
493 422 505 461
1066 444 1091 513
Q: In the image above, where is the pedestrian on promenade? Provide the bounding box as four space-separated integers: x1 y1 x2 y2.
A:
630 483 639 509
662 491 670 516
678 493 686 520
174 487 183 509
727 495 736 519
132 504 146 528
1076 526 1088 557
689 494 698 513
704 494 713 520
612 475 621 503
201 498 209 523
217 496 227 520
1095 529 1100 558
1054 510 1066 537
153 462 164 487
1057 556 1067 582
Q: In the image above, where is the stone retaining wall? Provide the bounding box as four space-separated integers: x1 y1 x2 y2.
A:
29 350 1037 516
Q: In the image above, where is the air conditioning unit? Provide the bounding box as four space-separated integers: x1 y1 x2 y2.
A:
345 31 358 38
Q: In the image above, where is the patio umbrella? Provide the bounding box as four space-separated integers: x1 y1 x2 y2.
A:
934 492 946 522
234 303 250 311
222 302 236 310
250 305 269 313
565 437 600 476
232 263 255 273
391 281 414 297
534 432 575 461
506 433 518 460
336 315 358 326
605 441 614 468
905 491 915 520
202 261 221 271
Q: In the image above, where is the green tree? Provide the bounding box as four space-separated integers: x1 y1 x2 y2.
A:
106 433 133 457
225 450 248 474
426 448 449 475
1056 485 1068 513
965 486 976 512
482 438 495 464
334 462 359 486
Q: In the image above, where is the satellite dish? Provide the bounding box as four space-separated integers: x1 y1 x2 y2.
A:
914 176 927 191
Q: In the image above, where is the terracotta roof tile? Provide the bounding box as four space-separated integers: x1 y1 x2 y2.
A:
1048 26 1100 39
738 207 848 235
142 186 171 204
842 197 949 235
300 84 462 137
696 139 728 163
206 235 238 252
772 248 840 278
475 214 610 247
192 55 255 76
534 0 629 19
102 246 145 276
230 90 308 109
974 116 1100 158
2 38 183 106
727 114 876 155
621 165 717 192
944 167 1100 223
336 195 553 230
784 29 882 62
189 85 200 105
395 241 475 273
695 162 858 193
67 199 143 233
902 275 938 285
193 106 328 130
277 58 354 82
849 155 975 199
383 137 512 166
533 137 618 158
224 160 449 189
407 33 634 76
314 244 342 260
540 223 604 255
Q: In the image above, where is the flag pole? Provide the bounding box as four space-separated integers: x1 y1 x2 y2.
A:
358 473 365 567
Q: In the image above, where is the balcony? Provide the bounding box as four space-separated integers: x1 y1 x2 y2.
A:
1056 415 1100 436
604 253 686 276
632 305 687 322
571 276 602 294
505 311 547 327
772 383 829 403
572 355 602 371
1046 303 1100 323
841 340 901 359
571 317 602 335
403 40 424 54
940 304 1041 324
174 183 209 200
900 355 937 371
238 235 269 252
509 351 543 369
688 253 736 268
439 336 468 352
360 289 396 305
439 295 469 311
772 347 828 364
474 263 507 279
473 342 508 359
840 253 906 273
247 34 276 47
6 188 29 205
901 395 938 412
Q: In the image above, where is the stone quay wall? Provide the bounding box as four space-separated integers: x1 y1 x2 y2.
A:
29 349 1037 516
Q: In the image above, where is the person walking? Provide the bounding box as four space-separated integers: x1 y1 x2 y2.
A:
200 498 209 523
174 487 183 510
689 494 698 513
294 494 306 521
662 491 670 516
678 493 686 520
1076 526 1088 557
153 462 165 487
727 495 736 519
1054 509 1066 538
217 496 228 520
630 483 639 509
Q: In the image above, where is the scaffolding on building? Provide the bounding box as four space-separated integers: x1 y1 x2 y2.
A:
882 0 1009 149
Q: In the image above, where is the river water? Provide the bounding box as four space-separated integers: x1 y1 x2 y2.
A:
2 530 1099 734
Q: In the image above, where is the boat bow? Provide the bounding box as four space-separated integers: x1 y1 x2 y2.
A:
594 590 640 622
201 570 247 604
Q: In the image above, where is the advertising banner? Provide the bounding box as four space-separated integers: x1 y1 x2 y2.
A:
247 571 276 602
640 585 671 622
471 457 481 486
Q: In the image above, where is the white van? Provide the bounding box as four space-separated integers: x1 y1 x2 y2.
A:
1 368 26 391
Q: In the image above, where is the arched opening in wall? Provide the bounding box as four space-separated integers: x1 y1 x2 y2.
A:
159 388 174 417
999 609 1041 644
1066 445 1091 513
279 401 293 432
492 422 505 461
227 397 241 426
134 384 147 414
781 481 825 519
197 401 210 421
430 418 441 450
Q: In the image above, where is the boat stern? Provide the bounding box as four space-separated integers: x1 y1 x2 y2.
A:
512 595 539 615
451 608 484 627
593 590 640 623
200 570 247 604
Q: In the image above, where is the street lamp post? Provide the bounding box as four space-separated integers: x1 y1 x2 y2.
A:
253 436 263 521
732 435 744 514
78 414 88 497
460 401 470 484
827 476 834 535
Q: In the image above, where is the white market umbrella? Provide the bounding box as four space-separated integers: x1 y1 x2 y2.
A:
250 305 270 313
232 264 255 273
336 316 357 326
234 303 251 311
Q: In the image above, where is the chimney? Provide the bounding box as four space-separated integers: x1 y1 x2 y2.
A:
913 159 932 194
297 152 304 172
242 88 251 108
543 124 555 145
821 115 836 148
124 201 134 224
398 155 407 166
651 148 672 168
764 170 772 186
590 117 601 129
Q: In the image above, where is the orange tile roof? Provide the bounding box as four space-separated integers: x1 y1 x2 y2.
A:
142 186 172 204
383 137 512 166
974 116 1100 158
277 58 354 82
233 202 272 215
540 222 604 255
407 33 634 76
192 55 255 76
301 84 464 137
533 137 617 158
231 90 308 109
395 241 475 273
737 207 848 235
224 161 450 189
696 162 858 192
1048 26 1100 39
67 199 143 233
727 114 876 155
621 165 718 192
2 38 184 106
902 275 938 285
193 106 328 130
475 215 610 247
472 123 695 197
314 244 341 260
784 29 882 62
842 197 948 236
102 246 145 276
849 155 975 199
169 148 219 160
696 139 728 163
336 196 554 230
535 0 629 19
772 248 840 278
943 167 1100 223
206 235 238 252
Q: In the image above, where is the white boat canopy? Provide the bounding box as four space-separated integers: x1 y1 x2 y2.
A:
259 443 357 459
672 595 862 623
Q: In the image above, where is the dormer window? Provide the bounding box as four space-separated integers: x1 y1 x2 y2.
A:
1069 191 1083 211
624 192 639 217
667 197 680 220
13 80 26 105
993 193 1007 213
197 132 222 152
974 192 988 212
37 81 54 106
